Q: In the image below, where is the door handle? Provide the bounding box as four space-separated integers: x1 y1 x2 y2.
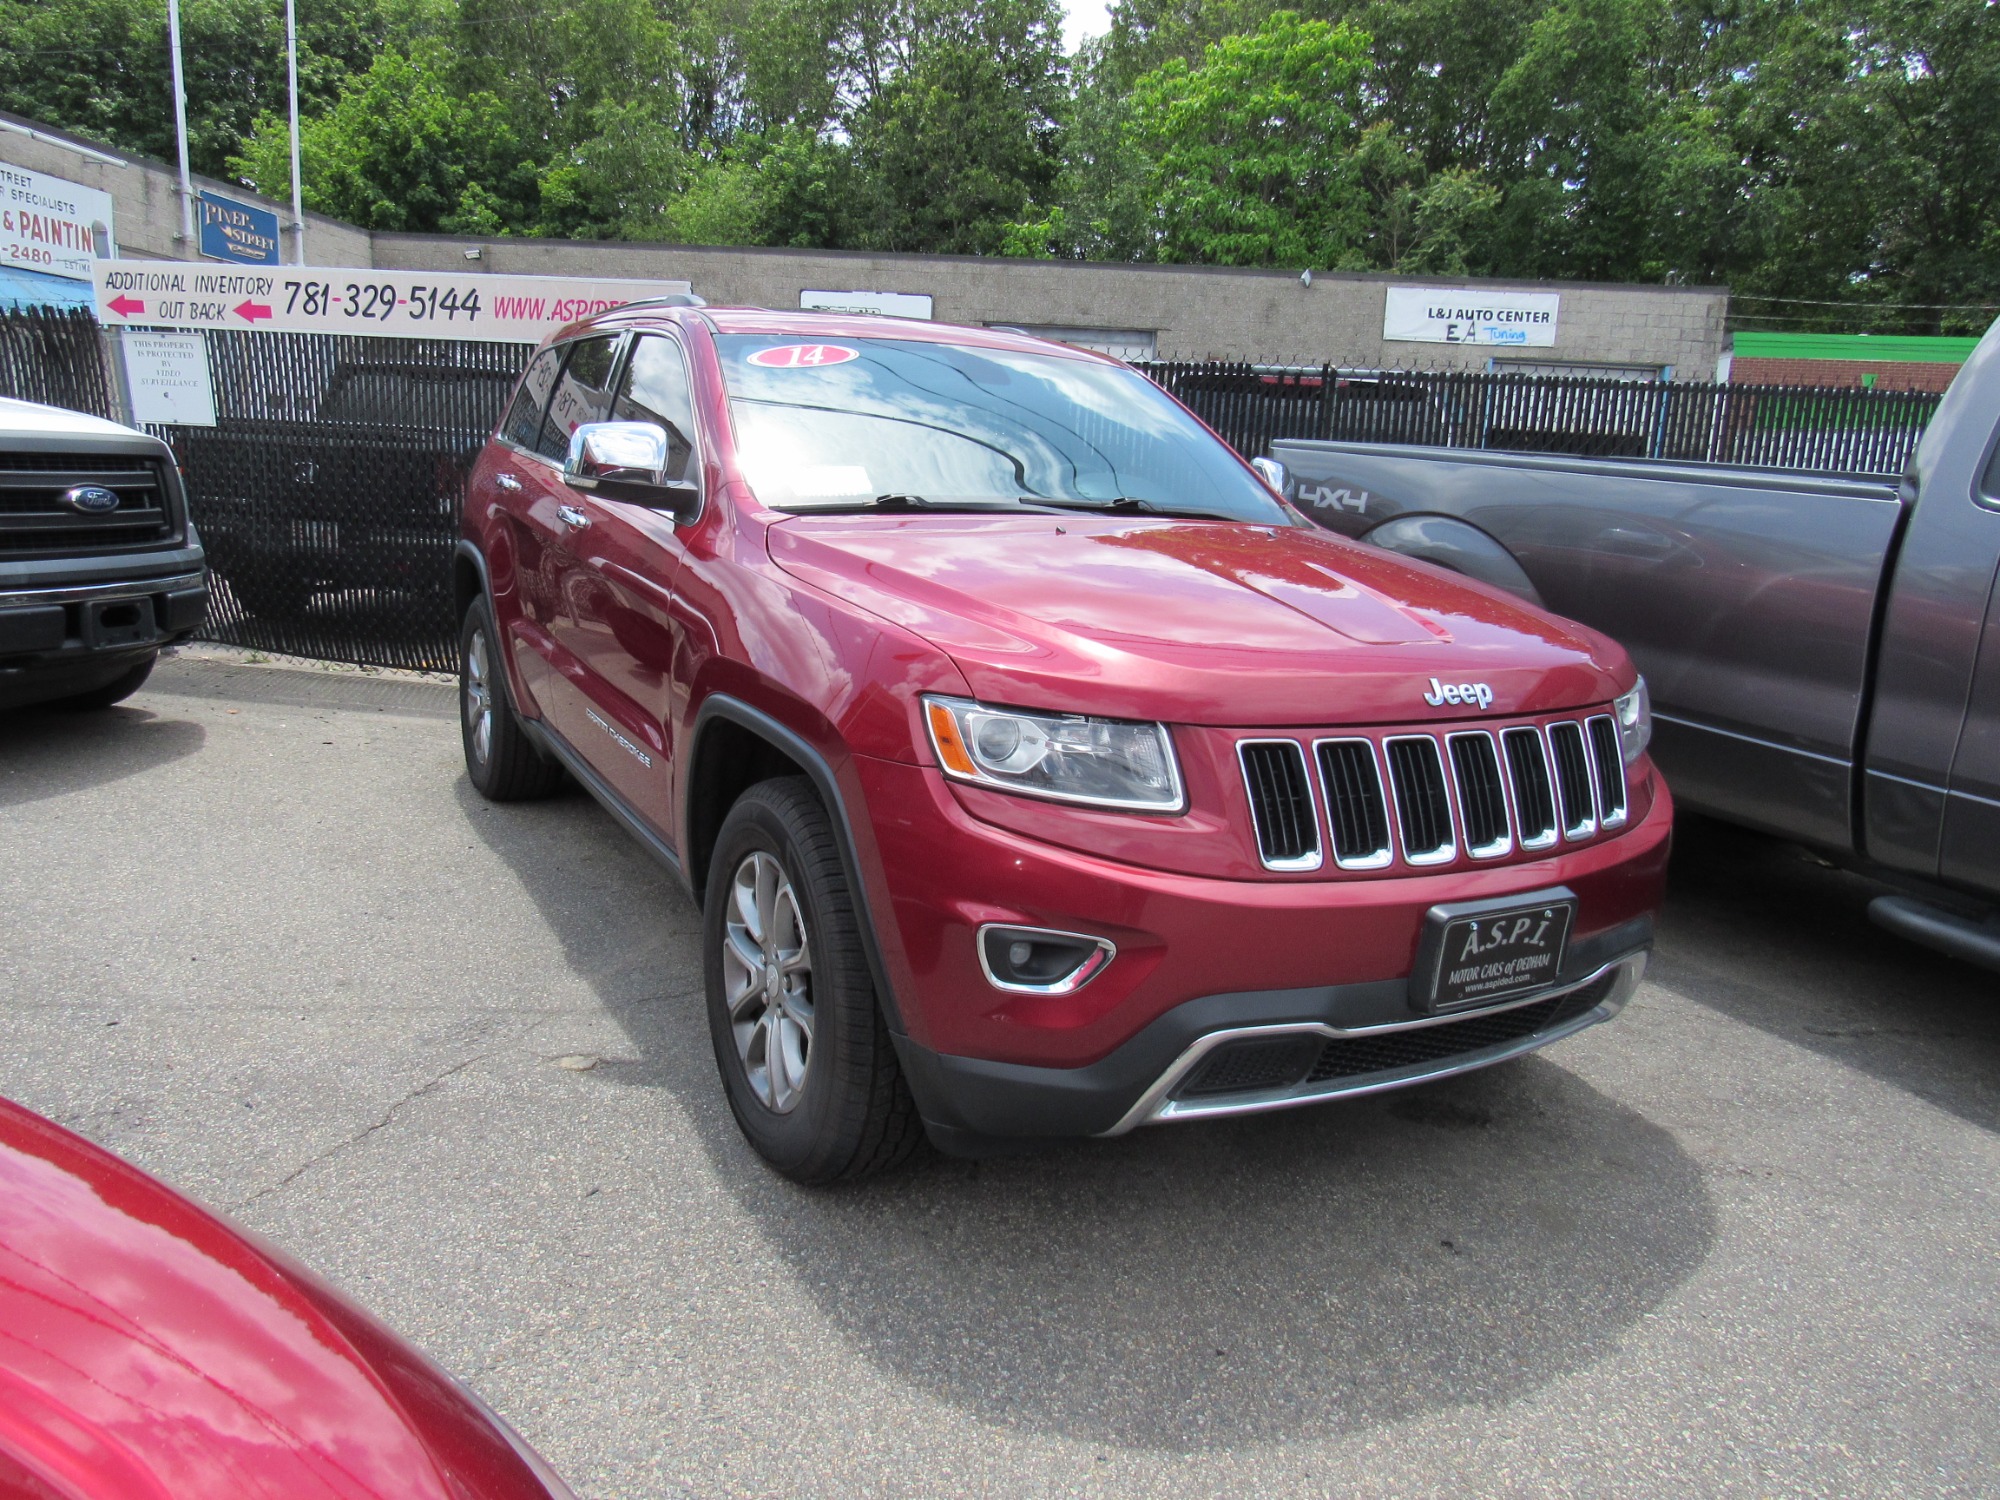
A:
495 472 523 492
557 504 589 530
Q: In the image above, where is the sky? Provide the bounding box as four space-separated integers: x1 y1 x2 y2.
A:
1061 0 1113 53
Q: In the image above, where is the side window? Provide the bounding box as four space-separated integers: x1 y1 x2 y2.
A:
500 347 561 449
613 335 699 484
1981 424 2000 507
534 335 619 462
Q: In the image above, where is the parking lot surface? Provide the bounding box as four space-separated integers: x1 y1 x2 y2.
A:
2 653 1996 1498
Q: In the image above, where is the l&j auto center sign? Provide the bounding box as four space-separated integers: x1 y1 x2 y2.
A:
1383 286 1560 347
91 260 692 343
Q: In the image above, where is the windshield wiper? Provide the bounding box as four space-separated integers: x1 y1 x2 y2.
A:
796 493 1066 515
1039 496 1241 523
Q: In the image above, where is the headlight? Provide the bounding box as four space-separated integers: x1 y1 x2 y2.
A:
1614 677 1651 764
923 695 1183 811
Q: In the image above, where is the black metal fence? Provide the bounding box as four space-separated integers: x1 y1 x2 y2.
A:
0 305 113 416
154 330 533 671
1136 362 1941 476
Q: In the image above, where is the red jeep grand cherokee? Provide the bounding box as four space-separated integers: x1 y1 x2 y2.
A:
456 307 1671 1181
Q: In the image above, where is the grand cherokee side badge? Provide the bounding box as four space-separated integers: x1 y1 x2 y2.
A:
1424 677 1494 709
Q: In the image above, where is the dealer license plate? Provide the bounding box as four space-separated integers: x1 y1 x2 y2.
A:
1417 896 1575 1012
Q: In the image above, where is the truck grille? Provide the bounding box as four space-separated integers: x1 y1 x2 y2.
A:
1239 713 1627 873
0 453 178 557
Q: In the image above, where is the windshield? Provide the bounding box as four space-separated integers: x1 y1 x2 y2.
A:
714 335 1291 522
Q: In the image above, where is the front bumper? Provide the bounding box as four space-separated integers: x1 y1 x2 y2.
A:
0 566 210 708
850 750 1671 1144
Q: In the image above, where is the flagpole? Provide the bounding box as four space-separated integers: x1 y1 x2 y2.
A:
166 0 195 249
286 0 306 265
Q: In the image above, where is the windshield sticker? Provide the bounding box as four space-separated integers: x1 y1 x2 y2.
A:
748 343 860 369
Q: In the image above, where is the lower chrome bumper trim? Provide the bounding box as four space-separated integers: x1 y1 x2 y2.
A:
1099 952 1646 1136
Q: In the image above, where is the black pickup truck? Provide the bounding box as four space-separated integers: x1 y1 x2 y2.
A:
0 397 208 710
1271 317 2000 971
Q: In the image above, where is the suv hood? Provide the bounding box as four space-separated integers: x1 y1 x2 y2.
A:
768 515 1627 726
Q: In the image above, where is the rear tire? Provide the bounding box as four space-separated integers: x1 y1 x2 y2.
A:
459 597 564 801
55 655 155 711
705 777 922 1183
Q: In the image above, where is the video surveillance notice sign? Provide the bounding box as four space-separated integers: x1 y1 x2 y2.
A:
1383 287 1559 347
91 260 693 343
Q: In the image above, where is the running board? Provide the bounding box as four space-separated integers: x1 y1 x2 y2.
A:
1868 895 2000 974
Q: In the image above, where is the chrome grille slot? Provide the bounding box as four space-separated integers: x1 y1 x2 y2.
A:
1239 740 1321 870
1314 738 1393 869
1587 715 1627 826
1447 731 1512 857
1385 735 1455 864
1503 727 1559 849
1547 721 1598 839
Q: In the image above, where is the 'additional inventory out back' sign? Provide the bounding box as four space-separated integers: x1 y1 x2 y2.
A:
91 261 694 343
1383 286 1560 347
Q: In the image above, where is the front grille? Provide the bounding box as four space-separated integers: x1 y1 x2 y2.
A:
1504 727 1559 848
1240 740 1320 868
1316 738 1392 867
1587 715 1627 824
0 453 177 557
1386 736 1455 862
1547 721 1597 838
1447 732 1511 856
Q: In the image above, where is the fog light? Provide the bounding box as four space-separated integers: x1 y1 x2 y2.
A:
977 924 1116 994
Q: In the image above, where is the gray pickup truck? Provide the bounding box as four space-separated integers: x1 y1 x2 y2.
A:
1272 317 2000 971
0 397 209 711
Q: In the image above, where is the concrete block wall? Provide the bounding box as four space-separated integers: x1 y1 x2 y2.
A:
5 108 1729 374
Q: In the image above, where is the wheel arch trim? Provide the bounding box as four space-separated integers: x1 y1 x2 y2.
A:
687 694 910 1037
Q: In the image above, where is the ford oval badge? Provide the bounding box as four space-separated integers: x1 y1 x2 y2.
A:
59 484 121 515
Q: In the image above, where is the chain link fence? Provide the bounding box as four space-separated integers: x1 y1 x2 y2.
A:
1135 362 1941 477
0 305 113 416
153 330 532 671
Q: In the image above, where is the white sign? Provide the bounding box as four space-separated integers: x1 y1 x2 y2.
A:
1 163 115 282
1384 287 1559 347
800 289 933 320
92 262 693 343
120 331 216 426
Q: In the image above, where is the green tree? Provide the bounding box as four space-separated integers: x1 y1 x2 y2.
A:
1127 10 1372 267
233 47 538 233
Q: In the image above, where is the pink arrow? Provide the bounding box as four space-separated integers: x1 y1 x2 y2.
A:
233 300 273 323
106 294 145 317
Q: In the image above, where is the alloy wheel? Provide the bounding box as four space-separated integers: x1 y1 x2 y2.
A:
723 849 815 1112
464 627 493 766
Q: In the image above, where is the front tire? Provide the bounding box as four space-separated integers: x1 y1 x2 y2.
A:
459 598 564 801
705 777 922 1183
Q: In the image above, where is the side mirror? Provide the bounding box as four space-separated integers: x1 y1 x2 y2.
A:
1249 455 1288 498
564 422 699 520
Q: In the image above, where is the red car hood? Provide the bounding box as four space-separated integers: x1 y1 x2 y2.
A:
0 1099 566 1500
768 514 1627 724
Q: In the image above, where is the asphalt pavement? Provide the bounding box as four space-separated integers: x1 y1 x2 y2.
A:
2 651 1995 1498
